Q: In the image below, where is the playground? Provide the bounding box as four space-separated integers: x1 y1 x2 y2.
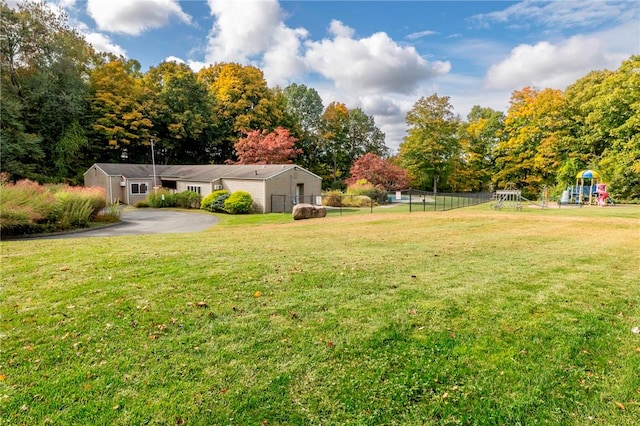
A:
492 170 615 210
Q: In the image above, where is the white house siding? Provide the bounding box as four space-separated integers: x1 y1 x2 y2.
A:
223 179 266 213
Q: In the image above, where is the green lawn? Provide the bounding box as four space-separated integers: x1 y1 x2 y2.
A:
1 205 639 425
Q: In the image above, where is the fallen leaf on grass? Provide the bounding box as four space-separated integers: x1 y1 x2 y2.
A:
632 327 639 334
442 392 449 399
326 341 334 348
0 374 6 381
254 291 262 298
615 402 625 410
196 301 208 308
59 266 70 271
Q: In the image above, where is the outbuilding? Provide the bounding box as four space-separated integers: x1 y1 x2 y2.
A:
84 163 322 213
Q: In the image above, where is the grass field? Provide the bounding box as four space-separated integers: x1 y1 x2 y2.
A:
1 204 639 425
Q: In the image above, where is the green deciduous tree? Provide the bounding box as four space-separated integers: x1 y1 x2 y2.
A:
1 0 92 182
144 61 213 164
282 83 324 171
399 94 460 192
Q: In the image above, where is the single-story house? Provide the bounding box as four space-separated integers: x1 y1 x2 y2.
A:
84 163 322 213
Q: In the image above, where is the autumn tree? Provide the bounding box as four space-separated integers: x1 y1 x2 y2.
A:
596 56 640 200
399 94 460 192
87 57 153 163
345 153 409 190
494 87 568 195
198 63 283 162
229 127 301 164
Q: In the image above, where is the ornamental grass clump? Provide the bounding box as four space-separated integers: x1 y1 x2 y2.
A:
0 177 57 235
53 191 94 229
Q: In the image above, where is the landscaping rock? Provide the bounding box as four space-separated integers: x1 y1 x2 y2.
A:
292 203 326 220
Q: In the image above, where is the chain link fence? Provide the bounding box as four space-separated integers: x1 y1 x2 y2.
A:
271 190 493 214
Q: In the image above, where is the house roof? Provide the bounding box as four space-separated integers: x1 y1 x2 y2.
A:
87 163 321 182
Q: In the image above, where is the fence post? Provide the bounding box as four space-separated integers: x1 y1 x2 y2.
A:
409 189 412 213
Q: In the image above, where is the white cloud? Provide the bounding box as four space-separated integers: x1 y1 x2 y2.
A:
305 23 450 95
405 30 438 40
471 0 634 29
328 19 355 38
485 35 627 90
205 0 284 62
204 0 307 85
87 0 191 35
164 56 207 72
84 32 127 57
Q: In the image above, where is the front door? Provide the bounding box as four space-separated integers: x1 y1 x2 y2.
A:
295 183 304 204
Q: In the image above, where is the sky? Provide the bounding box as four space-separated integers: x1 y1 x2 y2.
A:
35 1 640 151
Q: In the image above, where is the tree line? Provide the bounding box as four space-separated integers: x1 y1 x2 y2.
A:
2 2 638 200
401 57 639 201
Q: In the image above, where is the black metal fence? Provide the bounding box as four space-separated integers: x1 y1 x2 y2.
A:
270 191 493 214
394 189 494 212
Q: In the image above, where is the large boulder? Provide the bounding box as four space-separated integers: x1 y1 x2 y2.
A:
292 203 326 220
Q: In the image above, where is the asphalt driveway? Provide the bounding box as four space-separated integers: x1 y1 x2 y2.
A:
43 208 219 239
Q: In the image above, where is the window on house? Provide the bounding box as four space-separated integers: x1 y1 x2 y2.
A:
187 185 201 194
131 183 148 194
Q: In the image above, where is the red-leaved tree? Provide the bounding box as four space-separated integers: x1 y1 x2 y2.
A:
345 153 410 190
229 127 301 164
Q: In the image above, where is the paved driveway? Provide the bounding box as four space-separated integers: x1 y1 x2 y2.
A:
44 209 219 239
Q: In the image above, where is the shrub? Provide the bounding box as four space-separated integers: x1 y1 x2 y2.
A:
224 191 254 214
346 179 387 205
201 190 230 212
322 191 343 207
134 201 149 208
147 189 176 208
341 195 372 207
175 190 202 209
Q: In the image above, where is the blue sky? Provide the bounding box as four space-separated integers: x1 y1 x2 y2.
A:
44 0 640 151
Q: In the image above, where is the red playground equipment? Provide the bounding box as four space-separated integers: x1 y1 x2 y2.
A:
596 183 610 206
560 170 614 206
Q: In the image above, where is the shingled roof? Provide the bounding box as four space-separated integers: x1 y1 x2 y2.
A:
88 163 313 181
